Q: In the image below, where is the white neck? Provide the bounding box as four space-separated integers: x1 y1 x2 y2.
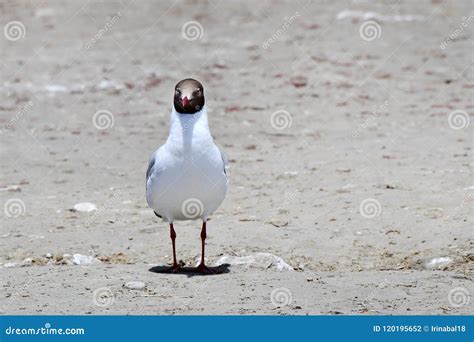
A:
166 105 213 153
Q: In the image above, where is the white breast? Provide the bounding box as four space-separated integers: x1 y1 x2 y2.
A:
146 106 227 222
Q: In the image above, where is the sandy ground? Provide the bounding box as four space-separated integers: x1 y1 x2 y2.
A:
0 0 472 315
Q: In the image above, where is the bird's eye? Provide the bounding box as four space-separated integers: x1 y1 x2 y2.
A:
195 90 202 96
175 89 181 95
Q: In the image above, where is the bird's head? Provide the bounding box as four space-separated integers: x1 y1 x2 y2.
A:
173 78 205 114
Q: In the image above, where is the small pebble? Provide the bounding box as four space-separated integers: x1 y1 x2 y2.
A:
425 257 453 270
21 258 33 266
124 281 146 290
290 76 308 88
73 202 97 212
72 254 97 265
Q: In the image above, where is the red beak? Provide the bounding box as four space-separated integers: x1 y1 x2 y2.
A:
182 96 189 107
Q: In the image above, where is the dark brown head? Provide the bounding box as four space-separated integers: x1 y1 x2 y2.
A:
173 78 205 114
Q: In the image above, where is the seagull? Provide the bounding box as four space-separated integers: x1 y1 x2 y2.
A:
146 78 228 274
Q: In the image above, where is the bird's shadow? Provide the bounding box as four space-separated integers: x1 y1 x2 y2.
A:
148 264 231 277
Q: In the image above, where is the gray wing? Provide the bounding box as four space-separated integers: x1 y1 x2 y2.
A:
146 154 156 182
219 147 228 175
146 154 162 219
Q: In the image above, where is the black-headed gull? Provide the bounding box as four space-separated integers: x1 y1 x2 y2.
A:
146 78 228 274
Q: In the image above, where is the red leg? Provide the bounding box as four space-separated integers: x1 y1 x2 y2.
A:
169 223 180 271
196 221 215 274
199 221 206 266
